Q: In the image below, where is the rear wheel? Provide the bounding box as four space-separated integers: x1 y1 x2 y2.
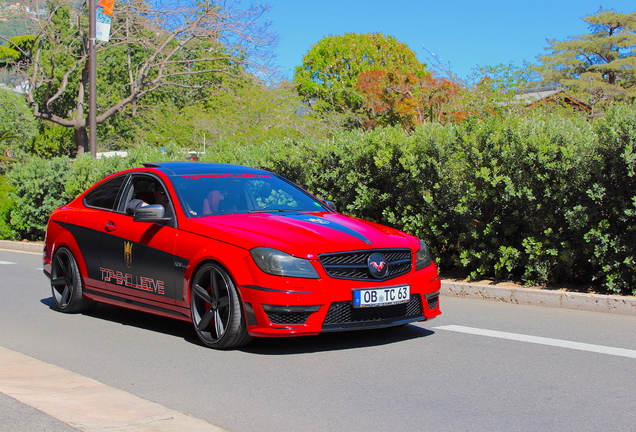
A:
191 263 252 349
50 247 95 313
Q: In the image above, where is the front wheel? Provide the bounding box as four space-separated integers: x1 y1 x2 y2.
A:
190 263 252 349
50 247 95 313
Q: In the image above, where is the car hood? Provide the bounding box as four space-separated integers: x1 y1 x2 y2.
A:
184 212 419 257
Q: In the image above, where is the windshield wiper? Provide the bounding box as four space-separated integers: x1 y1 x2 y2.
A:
249 208 299 213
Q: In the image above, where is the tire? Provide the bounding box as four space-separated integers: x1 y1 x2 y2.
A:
190 262 252 349
50 247 95 313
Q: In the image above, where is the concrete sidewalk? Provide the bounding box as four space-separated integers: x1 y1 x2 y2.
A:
3 240 635 316
0 346 228 432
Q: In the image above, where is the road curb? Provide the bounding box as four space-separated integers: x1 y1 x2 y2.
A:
0 240 42 254
2 240 634 316
441 281 636 316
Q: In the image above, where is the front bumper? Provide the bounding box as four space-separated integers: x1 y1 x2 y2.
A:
237 263 442 338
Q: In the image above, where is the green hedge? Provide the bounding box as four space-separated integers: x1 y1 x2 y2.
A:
3 105 636 295
0 175 15 240
263 106 636 295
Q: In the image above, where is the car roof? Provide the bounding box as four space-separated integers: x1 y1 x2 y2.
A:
142 162 271 177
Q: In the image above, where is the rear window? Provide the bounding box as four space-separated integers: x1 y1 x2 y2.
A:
84 175 126 210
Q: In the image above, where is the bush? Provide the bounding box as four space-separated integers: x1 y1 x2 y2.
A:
7 157 73 241
0 175 16 240
440 112 597 286
583 105 636 293
27 124 76 158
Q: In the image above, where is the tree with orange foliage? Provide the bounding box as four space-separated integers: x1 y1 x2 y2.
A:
294 33 428 128
356 70 421 130
356 69 462 129
418 75 460 123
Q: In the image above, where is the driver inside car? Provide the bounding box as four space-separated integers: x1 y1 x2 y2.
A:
126 184 172 218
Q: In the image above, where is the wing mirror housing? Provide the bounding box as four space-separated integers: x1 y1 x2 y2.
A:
323 200 337 211
133 204 171 223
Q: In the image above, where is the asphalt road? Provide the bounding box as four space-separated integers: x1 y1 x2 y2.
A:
1 248 636 432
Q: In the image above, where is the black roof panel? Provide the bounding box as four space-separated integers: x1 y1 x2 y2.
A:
143 162 269 176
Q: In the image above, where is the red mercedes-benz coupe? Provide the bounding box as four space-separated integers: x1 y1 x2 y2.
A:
43 162 441 349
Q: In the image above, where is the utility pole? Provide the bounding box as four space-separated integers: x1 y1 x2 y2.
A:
88 0 97 157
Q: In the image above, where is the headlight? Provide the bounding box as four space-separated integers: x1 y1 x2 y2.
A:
415 240 433 270
250 247 320 279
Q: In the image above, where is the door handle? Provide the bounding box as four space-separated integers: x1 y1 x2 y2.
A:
105 221 117 232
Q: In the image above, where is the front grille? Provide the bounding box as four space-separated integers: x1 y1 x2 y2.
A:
322 294 423 330
266 311 312 325
319 249 412 281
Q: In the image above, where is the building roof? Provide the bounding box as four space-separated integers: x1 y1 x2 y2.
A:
514 86 592 112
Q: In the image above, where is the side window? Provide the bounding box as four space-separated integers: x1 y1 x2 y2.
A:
123 175 175 223
129 177 161 205
84 175 126 210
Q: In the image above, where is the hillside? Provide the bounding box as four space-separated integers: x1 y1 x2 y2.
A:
0 1 42 42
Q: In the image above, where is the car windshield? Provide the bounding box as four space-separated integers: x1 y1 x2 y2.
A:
170 173 329 217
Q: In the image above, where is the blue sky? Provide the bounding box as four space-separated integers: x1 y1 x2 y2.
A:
263 1 635 82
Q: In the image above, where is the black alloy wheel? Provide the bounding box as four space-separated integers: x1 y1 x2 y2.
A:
50 247 95 313
191 262 251 349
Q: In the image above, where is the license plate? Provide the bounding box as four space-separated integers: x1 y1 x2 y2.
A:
352 285 410 308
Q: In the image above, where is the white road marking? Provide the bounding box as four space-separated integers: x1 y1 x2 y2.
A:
0 261 16 265
0 346 227 432
434 325 636 359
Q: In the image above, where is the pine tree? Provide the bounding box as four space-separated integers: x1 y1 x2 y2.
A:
536 9 636 108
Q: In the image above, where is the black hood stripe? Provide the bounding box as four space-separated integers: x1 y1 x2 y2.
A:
277 213 372 245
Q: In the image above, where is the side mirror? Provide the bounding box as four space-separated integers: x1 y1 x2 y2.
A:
323 200 337 211
133 204 171 223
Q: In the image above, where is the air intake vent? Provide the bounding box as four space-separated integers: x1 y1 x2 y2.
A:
322 295 423 330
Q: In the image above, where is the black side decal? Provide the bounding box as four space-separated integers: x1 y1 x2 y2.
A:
56 221 188 301
55 221 103 281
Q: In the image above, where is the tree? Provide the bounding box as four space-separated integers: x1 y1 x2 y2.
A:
471 62 538 91
356 69 465 129
293 32 428 124
418 75 460 123
135 79 336 148
536 9 636 108
1 0 276 155
0 88 38 155
0 34 37 87
356 70 421 130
